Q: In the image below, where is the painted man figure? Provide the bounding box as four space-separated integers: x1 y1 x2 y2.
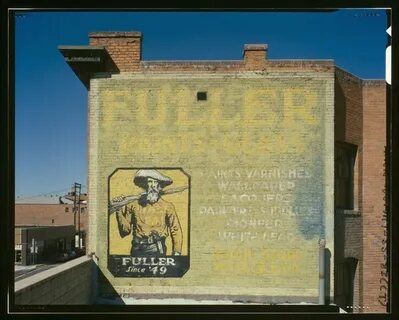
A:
114 170 183 257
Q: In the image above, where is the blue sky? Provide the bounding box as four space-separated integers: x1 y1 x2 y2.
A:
15 10 388 198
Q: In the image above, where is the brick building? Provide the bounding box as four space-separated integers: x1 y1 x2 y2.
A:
15 203 88 254
59 32 386 312
15 225 76 265
334 70 386 312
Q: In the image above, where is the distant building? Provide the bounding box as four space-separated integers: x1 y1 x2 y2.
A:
15 225 76 265
15 202 88 258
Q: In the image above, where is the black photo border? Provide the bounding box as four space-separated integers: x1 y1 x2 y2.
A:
1 0 397 318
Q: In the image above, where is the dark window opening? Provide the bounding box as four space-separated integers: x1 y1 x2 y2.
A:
343 258 358 313
58 238 66 252
65 207 69 213
197 91 207 101
15 250 22 263
335 142 357 210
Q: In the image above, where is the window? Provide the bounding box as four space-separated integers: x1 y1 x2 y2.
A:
15 250 22 263
65 207 69 213
335 142 357 210
197 91 207 101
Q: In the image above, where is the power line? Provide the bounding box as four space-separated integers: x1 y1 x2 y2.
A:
16 188 70 199
16 185 87 200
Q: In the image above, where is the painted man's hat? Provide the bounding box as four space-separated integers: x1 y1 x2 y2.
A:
133 169 173 189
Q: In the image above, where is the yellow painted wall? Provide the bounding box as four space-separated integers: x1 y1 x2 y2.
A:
109 168 189 256
88 73 334 302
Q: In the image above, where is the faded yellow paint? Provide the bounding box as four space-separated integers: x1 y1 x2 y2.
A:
101 90 132 124
135 89 168 125
283 88 319 127
89 73 334 300
244 88 279 126
100 86 320 158
212 248 309 276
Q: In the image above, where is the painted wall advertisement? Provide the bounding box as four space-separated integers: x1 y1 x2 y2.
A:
91 74 334 298
108 168 190 277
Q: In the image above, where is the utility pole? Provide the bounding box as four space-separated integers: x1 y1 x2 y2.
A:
31 238 36 265
72 183 76 229
77 184 81 249
72 182 82 250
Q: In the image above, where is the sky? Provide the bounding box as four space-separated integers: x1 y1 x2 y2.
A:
14 9 388 199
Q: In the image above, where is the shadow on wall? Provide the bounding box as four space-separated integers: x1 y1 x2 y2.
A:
325 248 331 305
94 262 125 305
334 74 347 142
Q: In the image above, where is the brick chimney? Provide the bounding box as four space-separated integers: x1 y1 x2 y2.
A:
243 44 268 70
89 32 142 71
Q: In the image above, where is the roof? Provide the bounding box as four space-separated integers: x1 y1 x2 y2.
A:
15 195 74 204
15 224 75 230
58 45 118 88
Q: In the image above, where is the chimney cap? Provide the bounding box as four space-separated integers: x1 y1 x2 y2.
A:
89 31 142 38
244 44 268 51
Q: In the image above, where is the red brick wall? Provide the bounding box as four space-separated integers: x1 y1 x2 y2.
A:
361 81 387 312
15 204 88 231
334 72 363 311
89 32 142 71
243 44 268 70
87 32 334 74
141 60 334 73
335 69 363 145
335 68 386 313
335 68 363 212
